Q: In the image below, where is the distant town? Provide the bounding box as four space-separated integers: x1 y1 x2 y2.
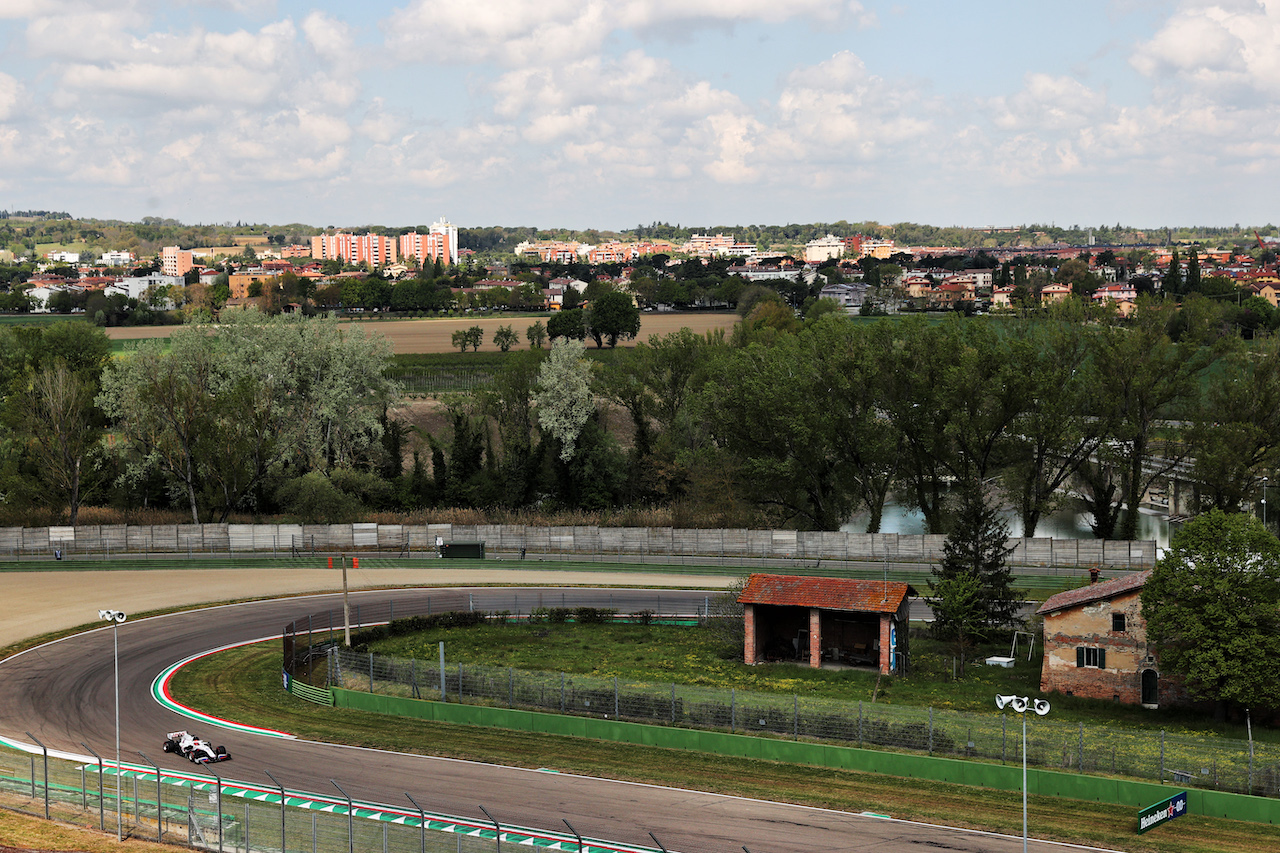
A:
1 212 1277 327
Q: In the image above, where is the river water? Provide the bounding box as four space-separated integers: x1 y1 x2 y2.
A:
843 495 1173 549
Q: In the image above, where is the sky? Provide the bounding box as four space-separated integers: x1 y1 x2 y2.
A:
1 1 1278 232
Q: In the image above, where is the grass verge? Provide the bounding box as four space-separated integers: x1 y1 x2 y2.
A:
165 643 1280 853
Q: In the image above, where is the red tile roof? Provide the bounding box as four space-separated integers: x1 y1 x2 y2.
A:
1036 570 1152 616
738 573 912 614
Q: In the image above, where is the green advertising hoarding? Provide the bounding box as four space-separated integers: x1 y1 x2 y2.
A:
1138 790 1188 834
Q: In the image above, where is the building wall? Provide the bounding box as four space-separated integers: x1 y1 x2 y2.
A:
161 246 194 277
311 233 397 266
1040 589 1176 705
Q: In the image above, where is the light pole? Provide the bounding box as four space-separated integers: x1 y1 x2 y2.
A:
99 609 126 841
1263 477 1268 528
996 694 1050 853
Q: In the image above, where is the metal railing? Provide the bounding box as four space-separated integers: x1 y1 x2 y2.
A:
0 741 679 853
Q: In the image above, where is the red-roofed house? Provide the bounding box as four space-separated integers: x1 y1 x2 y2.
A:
1036 570 1168 707
738 574 913 673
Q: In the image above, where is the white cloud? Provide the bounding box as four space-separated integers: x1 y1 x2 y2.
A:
1131 2 1280 100
775 51 934 155
0 72 21 120
990 74 1106 132
383 0 870 64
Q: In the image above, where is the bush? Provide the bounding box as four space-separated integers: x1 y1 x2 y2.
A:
574 606 616 624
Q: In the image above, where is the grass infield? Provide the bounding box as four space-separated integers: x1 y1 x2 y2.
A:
160 642 1280 853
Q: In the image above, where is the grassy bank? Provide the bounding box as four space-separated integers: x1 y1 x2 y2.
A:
358 619 1270 736
166 643 1280 853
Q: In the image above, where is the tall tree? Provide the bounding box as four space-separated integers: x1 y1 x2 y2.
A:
11 362 101 524
1142 509 1280 717
1004 321 1108 536
1185 245 1202 293
480 349 545 506
1187 336 1280 511
97 311 398 522
1091 300 1216 540
1162 246 1182 295
698 332 858 530
584 290 641 348
928 480 1021 674
534 339 596 462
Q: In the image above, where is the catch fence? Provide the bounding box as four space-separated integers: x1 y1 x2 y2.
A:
0 740 674 853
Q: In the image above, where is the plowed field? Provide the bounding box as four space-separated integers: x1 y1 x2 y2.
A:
104 312 738 354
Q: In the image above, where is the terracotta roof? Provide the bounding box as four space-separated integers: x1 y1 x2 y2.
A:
1036 569 1152 616
738 573 913 614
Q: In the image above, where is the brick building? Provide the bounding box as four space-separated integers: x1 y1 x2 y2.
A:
738 574 913 674
1037 570 1172 707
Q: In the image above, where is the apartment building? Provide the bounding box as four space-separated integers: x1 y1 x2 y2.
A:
310 232 397 266
161 246 195 277
399 217 459 266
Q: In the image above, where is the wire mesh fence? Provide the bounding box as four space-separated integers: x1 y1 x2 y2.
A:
0 742 657 853
320 645 1280 799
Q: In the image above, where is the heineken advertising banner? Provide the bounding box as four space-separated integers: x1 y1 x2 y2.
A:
1138 791 1188 834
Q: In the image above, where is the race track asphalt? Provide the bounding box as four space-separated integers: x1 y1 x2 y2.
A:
0 569 1086 853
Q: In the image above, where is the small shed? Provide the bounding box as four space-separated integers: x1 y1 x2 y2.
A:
738 574 914 674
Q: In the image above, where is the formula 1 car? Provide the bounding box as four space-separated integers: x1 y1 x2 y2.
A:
162 730 230 763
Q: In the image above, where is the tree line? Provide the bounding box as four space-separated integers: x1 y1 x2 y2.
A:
2 298 1277 532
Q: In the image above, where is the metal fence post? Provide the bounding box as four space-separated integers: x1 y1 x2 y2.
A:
213 772 224 853
265 770 286 853
26 732 48 819
406 793 427 853
563 819 583 853
1160 730 1165 783
332 779 354 853
136 751 162 842
479 805 501 853
439 642 446 701
82 742 105 831
730 688 736 733
928 708 934 755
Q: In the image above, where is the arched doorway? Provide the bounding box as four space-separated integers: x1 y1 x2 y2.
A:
1141 668 1159 707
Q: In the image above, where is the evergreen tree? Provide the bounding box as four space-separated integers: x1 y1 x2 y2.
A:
927 481 1022 672
1163 246 1182 295
1186 245 1202 293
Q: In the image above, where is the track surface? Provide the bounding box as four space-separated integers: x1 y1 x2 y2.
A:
0 583 1085 853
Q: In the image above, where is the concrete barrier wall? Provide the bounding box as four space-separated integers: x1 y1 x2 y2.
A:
0 522 1156 568
332 688 1278 826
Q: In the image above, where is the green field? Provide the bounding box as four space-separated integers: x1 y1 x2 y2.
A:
167 642 1280 853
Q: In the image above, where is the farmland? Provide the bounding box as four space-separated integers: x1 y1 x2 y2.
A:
102 311 739 354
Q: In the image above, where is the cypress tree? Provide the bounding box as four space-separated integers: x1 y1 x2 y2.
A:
1163 246 1183 295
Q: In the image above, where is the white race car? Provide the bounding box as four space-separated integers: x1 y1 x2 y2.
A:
162 730 230 763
